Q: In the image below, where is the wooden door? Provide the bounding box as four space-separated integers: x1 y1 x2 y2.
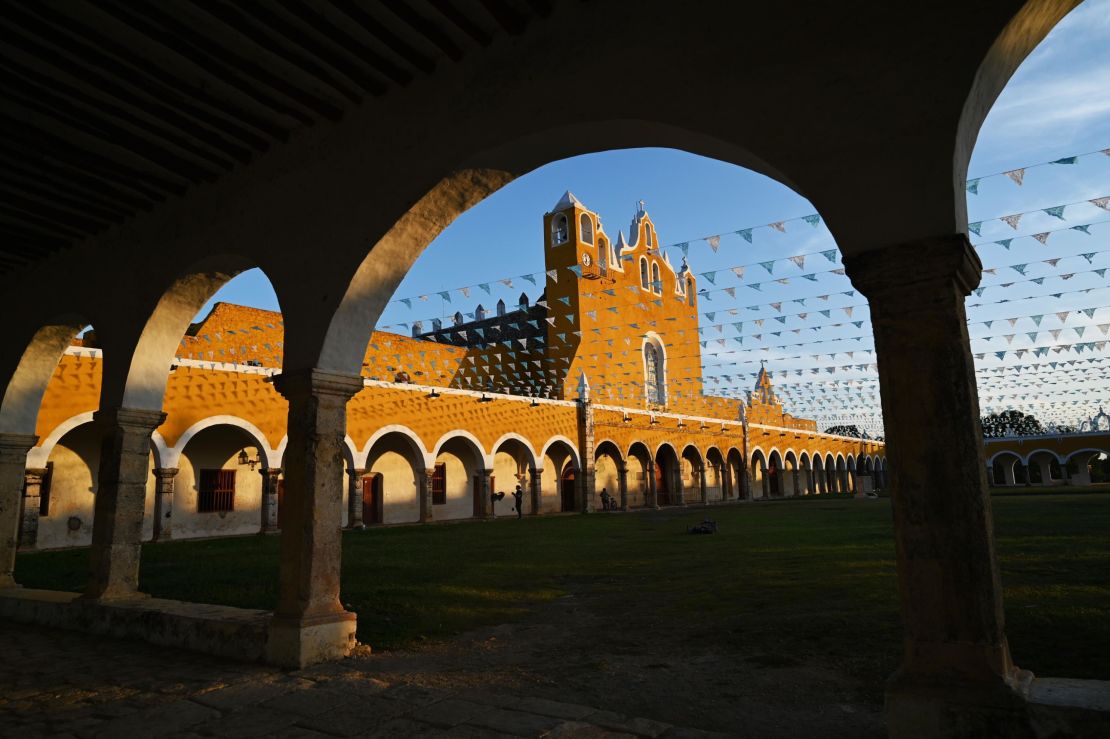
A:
560 468 576 512
362 475 382 524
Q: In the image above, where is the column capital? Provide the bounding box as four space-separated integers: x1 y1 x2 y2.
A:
272 368 364 401
24 467 48 483
346 467 367 478
0 432 38 461
153 467 179 479
478 468 494 476
93 407 167 433
843 233 982 300
261 466 284 477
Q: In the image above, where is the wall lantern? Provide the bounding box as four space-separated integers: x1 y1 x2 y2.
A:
238 450 260 471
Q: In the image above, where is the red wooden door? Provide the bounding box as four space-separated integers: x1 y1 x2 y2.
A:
560 468 576 512
362 475 381 524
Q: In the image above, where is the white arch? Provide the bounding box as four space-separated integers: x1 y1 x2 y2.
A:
749 446 768 468
799 450 811 467
986 449 1025 466
490 432 540 470
432 429 492 469
25 410 95 467
151 430 171 470
594 437 626 463
653 440 679 462
1021 448 1066 465
540 434 580 470
1064 447 1110 463
361 424 433 469
626 439 652 462
165 414 279 469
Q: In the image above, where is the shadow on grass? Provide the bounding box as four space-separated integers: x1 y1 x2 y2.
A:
13 494 1110 681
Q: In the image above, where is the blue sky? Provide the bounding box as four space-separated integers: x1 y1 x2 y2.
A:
202 0 1110 431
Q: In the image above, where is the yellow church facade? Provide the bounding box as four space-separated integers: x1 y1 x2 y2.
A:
17 196 888 551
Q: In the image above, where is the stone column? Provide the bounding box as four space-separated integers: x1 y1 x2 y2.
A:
267 370 362 668
477 468 494 518
151 467 178 541
804 467 813 495
743 468 755 500
529 467 542 515
617 464 628 510
699 466 708 505
791 468 800 498
260 468 282 533
1001 462 1016 486
0 433 37 588
1020 463 1031 487
575 397 596 514
646 460 659 509
85 407 165 601
18 468 47 550
418 468 433 523
845 236 1026 733
347 468 366 528
1035 459 1052 487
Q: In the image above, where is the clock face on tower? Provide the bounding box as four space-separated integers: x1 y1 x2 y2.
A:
581 252 592 266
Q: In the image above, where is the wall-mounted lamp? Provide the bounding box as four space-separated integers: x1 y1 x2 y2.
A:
428 389 441 399
238 450 260 471
677 421 686 429
650 416 659 425
530 398 540 407
623 413 632 423
479 393 493 403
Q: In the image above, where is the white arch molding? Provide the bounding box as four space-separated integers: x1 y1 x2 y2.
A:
490 432 540 470
1020 448 1067 465
431 429 492 469
165 414 280 469
361 425 433 470
540 434 580 471
25 410 95 468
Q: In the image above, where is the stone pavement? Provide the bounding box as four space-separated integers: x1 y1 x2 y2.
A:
0 622 730 738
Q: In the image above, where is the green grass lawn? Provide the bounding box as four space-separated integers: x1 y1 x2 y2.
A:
14 494 1110 684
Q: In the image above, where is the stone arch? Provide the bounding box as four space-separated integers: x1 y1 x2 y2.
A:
26 411 96 468
166 415 278 470
364 429 434 524
846 454 857 495
542 436 580 513
834 454 847 495
824 453 836 494
627 440 652 508
750 447 768 499
360 425 433 470
798 451 812 495
767 449 784 498
0 316 90 435
654 442 681 506
680 444 704 505
594 439 625 508
1024 448 1066 487
726 446 746 500
101 254 269 412
491 434 539 517
175 421 273 539
1065 448 1109 486
705 446 725 502
989 451 1024 487
784 450 799 497
432 429 491 469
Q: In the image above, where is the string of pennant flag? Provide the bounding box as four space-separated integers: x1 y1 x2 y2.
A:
965 146 1110 195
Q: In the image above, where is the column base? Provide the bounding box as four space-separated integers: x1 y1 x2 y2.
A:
266 611 357 669
886 669 1034 739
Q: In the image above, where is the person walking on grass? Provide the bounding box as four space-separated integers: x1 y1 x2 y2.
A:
513 485 524 519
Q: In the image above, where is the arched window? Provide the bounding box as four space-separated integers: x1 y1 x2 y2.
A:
639 258 649 289
651 263 661 294
579 214 594 244
645 223 653 247
644 341 665 405
552 213 569 245
687 277 695 305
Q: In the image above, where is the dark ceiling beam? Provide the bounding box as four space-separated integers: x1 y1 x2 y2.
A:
0 119 184 200
381 0 464 62
0 53 239 172
275 1 410 88
429 1 494 46
7 1 281 149
96 0 339 123
3 80 224 185
331 0 437 75
188 1 364 104
0 177 130 224
0 154 156 215
479 0 530 35
0 206 90 243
